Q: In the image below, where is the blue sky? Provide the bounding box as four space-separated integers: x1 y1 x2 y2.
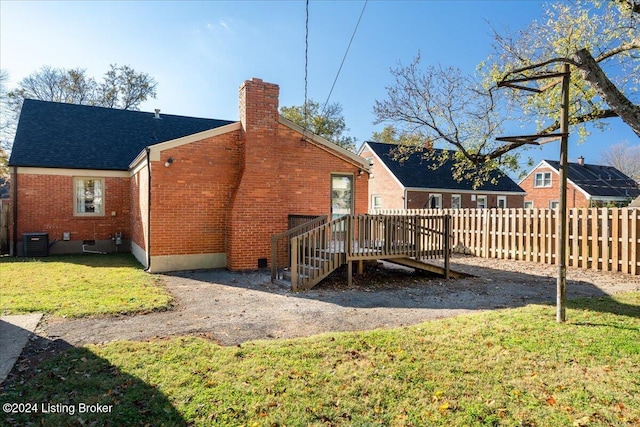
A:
1 0 637 177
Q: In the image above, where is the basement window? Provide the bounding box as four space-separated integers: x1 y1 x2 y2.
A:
74 178 104 216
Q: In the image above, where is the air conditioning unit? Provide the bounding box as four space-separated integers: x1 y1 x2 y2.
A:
23 233 49 257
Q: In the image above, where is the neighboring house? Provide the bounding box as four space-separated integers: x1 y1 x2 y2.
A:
358 141 525 210
8 78 370 272
519 157 640 208
630 195 640 208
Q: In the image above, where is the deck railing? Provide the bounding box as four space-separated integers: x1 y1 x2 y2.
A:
270 215 328 281
348 214 450 261
289 214 451 290
290 216 349 290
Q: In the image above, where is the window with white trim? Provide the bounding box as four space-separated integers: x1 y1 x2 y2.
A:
549 200 559 209
451 194 462 209
74 178 104 216
497 196 507 209
428 194 442 209
524 201 534 209
372 195 382 210
534 172 552 188
477 195 487 209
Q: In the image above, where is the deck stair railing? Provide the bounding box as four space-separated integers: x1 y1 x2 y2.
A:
270 215 328 282
289 214 451 291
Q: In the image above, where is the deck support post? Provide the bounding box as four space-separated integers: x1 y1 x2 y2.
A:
357 260 364 275
291 236 299 291
347 260 353 286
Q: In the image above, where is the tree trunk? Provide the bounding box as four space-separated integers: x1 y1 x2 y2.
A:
572 48 640 137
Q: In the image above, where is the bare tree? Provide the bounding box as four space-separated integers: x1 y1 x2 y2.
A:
600 141 640 182
0 69 11 145
374 55 520 188
4 64 158 154
98 64 158 110
8 64 157 114
0 69 13 175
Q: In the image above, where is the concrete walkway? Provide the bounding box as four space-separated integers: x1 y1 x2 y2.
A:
0 313 42 383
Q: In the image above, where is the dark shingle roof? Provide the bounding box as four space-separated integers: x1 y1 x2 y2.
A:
366 141 524 193
545 160 639 199
9 99 235 170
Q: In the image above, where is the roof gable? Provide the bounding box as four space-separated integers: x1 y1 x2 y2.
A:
280 117 370 171
544 159 639 199
9 99 235 170
365 141 524 193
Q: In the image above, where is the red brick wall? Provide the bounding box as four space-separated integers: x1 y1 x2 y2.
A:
130 167 147 253
407 191 524 209
520 166 588 208
227 79 368 270
14 172 130 244
149 131 242 257
360 147 404 210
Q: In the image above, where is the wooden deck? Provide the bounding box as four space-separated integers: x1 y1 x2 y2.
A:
272 214 452 291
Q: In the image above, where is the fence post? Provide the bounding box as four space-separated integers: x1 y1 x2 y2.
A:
482 209 490 258
414 214 421 258
444 214 451 280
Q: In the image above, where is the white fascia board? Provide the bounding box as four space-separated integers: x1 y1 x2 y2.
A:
405 187 525 196
279 117 370 171
16 167 129 177
128 122 242 169
356 141 370 156
363 142 405 190
129 150 148 172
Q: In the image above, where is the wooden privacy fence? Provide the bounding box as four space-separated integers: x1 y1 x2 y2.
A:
373 208 640 275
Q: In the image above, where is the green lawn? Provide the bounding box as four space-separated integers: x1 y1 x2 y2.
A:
0 254 173 317
1 292 638 426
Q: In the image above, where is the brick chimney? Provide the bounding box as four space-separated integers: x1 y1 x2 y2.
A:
577 156 584 166
228 78 283 270
238 78 280 135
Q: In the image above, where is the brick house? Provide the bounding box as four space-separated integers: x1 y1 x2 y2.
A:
8 78 370 272
358 141 525 210
519 157 639 208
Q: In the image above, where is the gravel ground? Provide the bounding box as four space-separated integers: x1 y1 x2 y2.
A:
37 255 640 347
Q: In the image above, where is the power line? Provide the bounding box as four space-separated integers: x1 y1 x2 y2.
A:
303 0 309 133
321 0 368 116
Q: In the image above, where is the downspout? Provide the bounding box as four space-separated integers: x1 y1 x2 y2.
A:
145 147 152 271
403 188 408 210
11 166 18 257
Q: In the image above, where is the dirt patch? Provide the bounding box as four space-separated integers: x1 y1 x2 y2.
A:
36 255 639 345
6 255 639 383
